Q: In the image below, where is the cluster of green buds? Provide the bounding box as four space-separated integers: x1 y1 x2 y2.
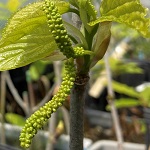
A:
73 46 85 57
43 0 75 58
19 58 76 148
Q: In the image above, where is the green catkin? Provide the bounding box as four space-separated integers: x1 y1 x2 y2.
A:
20 1 86 148
19 58 76 148
43 0 75 58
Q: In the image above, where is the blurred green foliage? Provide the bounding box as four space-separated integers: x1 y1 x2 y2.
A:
5 113 26 126
112 23 150 60
140 86 150 107
107 82 150 110
0 0 36 34
29 61 54 81
91 58 143 80
112 81 139 98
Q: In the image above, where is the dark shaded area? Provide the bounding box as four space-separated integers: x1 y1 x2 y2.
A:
9 66 29 95
3 63 54 116
116 60 150 87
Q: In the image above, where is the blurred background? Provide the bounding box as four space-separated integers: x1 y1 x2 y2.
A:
0 0 150 150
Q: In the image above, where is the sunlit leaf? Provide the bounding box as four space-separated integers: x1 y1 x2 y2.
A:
43 50 65 61
78 0 97 33
0 1 70 71
89 0 150 37
54 0 70 14
1 1 70 47
1 2 46 47
0 24 61 71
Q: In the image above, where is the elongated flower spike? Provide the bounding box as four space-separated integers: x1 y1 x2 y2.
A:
43 0 75 58
20 1 89 148
19 58 76 148
43 0 90 58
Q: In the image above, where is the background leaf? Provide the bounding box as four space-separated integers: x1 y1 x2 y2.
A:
112 81 139 98
64 21 88 48
0 24 62 71
90 22 111 68
140 86 150 107
0 2 46 47
106 98 140 110
5 113 26 126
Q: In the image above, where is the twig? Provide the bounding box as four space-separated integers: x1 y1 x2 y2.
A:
5 71 26 112
60 106 70 135
0 71 6 144
46 113 57 150
26 71 36 109
22 91 31 117
104 52 124 150
32 83 56 112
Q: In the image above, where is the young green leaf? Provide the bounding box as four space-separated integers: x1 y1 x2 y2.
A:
86 0 97 21
0 2 46 47
48 0 71 14
0 24 61 71
89 0 150 37
55 0 70 14
0 1 70 71
63 21 88 48
1 1 70 47
90 22 111 68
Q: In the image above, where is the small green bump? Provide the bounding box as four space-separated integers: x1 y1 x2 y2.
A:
25 144 30 148
53 108 56 112
20 143 25 148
